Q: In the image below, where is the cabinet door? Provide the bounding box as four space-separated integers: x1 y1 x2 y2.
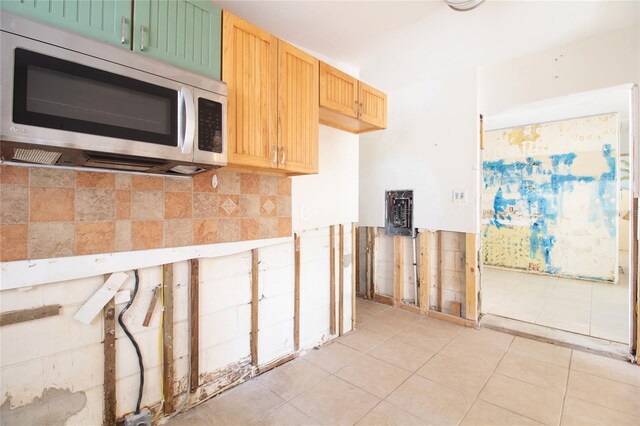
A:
1 0 131 47
319 62 358 118
133 0 221 79
278 40 319 174
222 11 278 170
358 82 387 129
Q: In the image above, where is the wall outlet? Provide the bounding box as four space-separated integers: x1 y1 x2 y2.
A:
452 189 467 204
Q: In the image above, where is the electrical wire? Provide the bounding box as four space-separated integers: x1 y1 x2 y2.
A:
118 269 145 414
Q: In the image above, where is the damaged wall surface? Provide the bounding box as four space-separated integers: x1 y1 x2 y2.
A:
0 225 353 424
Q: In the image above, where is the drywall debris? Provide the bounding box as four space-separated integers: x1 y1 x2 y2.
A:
1 388 86 426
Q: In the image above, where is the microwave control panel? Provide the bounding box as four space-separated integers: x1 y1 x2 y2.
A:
198 98 223 153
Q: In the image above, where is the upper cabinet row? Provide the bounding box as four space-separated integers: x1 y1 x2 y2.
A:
1 0 221 79
222 12 318 175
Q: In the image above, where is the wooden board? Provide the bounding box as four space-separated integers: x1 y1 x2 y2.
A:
437 231 443 311
393 236 403 306
103 274 116 426
339 224 344 335
366 227 377 299
0 304 60 326
251 249 259 366
257 354 296 375
294 234 301 351
142 285 161 327
330 225 336 335
189 259 199 393
418 231 431 314
373 293 394 306
465 233 479 321
351 223 357 329
162 264 175 414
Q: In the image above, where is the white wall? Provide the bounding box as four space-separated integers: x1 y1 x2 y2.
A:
359 68 480 233
478 27 640 116
292 126 359 231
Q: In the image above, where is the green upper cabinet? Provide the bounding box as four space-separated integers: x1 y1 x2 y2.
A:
133 0 221 79
1 0 132 48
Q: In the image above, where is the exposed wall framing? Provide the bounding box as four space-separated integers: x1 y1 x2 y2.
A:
251 249 259 366
339 224 345 335
189 259 200 393
294 234 301 352
329 225 336 335
103 274 116 426
0 304 61 327
162 264 175 415
351 223 357 328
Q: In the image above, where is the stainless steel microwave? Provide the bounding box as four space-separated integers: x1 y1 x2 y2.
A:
0 12 226 175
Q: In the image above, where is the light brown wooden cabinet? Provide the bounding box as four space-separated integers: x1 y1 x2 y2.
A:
319 62 387 134
222 11 318 175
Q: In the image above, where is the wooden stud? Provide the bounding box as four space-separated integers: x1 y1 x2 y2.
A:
355 226 361 296
257 353 296 374
437 231 443 311
142 285 161 327
451 301 462 317
366 227 377 299
393 236 403 306
103 274 116 426
633 197 639 361
189 259 199 393
398 303 420 314
351 223 357 329
418 231 431 315
294 234 301 352
339 224 344 335
251 249 259 366
0 304 61 327
373 293 394 306
330 225 336 335
427 309 476 327
479 114 485 150
465 233 479 321
162 264 175 415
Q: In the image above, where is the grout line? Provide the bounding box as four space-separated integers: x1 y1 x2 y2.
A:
456 335 516 425
559 350 573 426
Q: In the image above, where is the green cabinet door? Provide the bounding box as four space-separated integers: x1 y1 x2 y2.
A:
1 0 132 47
133 0 221 79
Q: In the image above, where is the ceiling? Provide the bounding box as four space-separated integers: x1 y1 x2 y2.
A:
216 1 640 90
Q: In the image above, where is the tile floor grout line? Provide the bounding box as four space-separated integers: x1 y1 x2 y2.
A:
455 333 517 425
558 349 574 426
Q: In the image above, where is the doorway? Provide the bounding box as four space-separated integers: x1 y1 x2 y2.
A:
478 85 637 352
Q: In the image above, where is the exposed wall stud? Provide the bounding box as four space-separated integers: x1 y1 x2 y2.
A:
393 236 403 306
294 234 301 351
162 264 175 414
103 274 116 426
339 224 345 335
189 259 199 393
465 233 479 321
251 249 259 366
437 231 443 311
0 304 61 327
418 231 431 315
351 223 357 329
330 225 336 335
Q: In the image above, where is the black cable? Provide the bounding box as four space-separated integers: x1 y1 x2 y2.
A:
118 269 144 414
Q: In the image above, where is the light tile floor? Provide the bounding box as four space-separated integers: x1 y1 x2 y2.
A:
168 298 640 426
481 265 630 343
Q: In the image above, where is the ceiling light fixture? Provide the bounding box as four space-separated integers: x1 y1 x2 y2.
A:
445 0 485 12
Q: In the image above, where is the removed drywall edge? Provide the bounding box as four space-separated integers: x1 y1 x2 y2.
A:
1 236 292 290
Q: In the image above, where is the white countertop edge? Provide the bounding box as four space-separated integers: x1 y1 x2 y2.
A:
0 236 293 291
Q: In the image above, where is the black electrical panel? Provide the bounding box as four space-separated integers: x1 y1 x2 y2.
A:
385 190 415 237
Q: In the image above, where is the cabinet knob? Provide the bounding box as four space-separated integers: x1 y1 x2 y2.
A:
140 25 145 51
271 144 277 166
121 17 127 44
280 147 286 166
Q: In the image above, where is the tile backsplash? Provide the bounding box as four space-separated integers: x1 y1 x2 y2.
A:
0 166 292 261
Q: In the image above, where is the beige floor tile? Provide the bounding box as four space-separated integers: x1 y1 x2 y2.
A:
549 280 592 302
460 400 542 426
257 358 329 400
369 338 436 372
374 308 422 325
195 380 285 425
414 317 465 339
566 370 640 417
490 297 547 323
495 352 568 393
561 396 640 426
335 354 411 398
337 328 389 353
508 337 571 367
386 375 475 425
394 327 455 353
535 298 591 335
570 350 640 387
301 342 362 373
358 316 411 337
169 407 212 426
289 375 380 425
440 338 506 371
453 327 514 351
589 311 629 343
356 401 426 426
480 289 509 313
479 374 564 425
416 353 493 396
251 403 319 426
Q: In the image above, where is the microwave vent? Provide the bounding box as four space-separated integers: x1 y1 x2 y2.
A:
13 148 62 165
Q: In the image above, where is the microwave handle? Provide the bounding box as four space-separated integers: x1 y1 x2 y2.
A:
179 87 195 155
